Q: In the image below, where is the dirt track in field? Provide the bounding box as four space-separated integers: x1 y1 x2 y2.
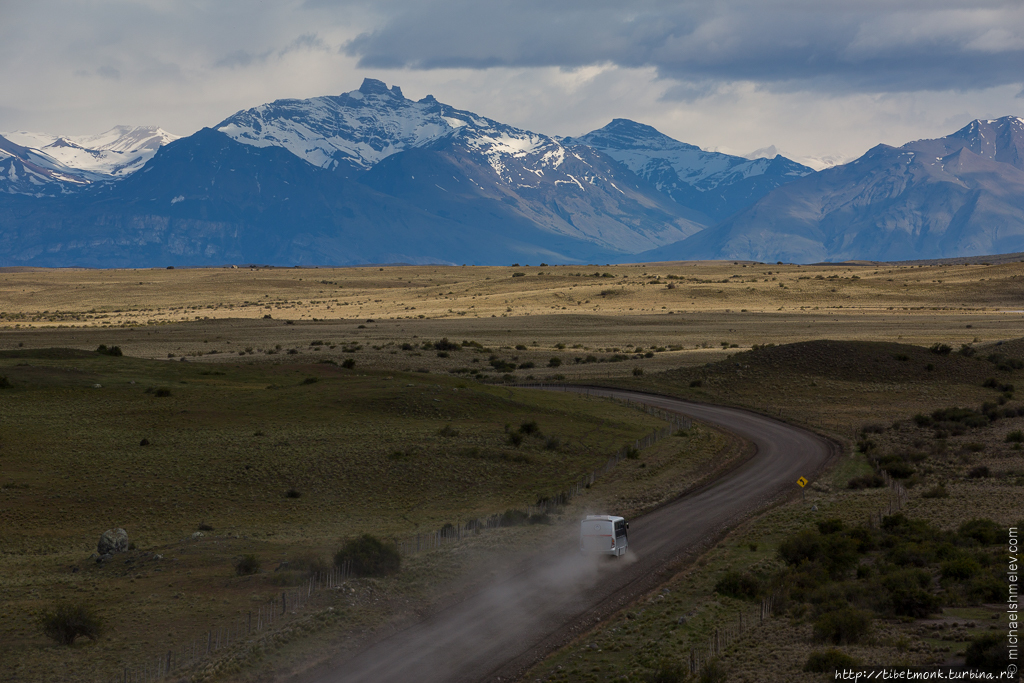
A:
299 387 838 683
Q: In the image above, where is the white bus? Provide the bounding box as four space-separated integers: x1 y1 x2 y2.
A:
580 515 629 556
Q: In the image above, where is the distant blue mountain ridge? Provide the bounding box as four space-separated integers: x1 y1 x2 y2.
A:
1 79 1022 265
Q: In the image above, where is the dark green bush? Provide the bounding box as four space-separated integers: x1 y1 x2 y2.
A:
518 420 540 435
929 343 952 355
38 603 103 645
0 375 10 389
434 338 460 351
341 358 356 369
778 529 822 565
1006 430 1024 443
235 554 261 576
813 608 872 645
714 570 761 600
333 534 400 577
95 344 123 356
879 568 939 617
847 473 884 489
965 632 1012 673
507 432 524 447
958 519 1003 545
689 379 702 388
547 357 562 367
803 649 857 673
817 519 845 535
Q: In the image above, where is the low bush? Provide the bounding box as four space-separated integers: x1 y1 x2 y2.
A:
813 608 872 645
518 420 540 435
334 534 400 577
1006 430 1024 443
95 344 123 356
341 358 356 369
234 554 261 576
38 603 103 646
920 484 949 498
965 632 1013 673
847 473 884 489
714 570 761 600
803 649 857 673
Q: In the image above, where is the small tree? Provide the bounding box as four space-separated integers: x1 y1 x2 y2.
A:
334 534 400 577
38 603 103 646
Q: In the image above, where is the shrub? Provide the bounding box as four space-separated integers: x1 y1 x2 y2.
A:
285 488 301 499
644 659 688 683
813 608 871 645
778 529 821 565
803 649 857 673
847 473 884 489
965 632 1012 673
333 534 400 577
153 387 172 397
341 358 356 369
547 357 562 367
437 424 460 437
632 367 644 376
880 568 940 617
1006 430 1024 443
929 343 952 355
38 603 103 645
689 379 702 388
940 556 981 581
817 519 844 535
507 432 524 447
301 376 319 385
958 519 1004 545
714 570 761 600
234 554 261 576
518 420 540 435
544 436 561 450
921 484 949 498
966 465 990 479
625 447 640 460
499 509 530 526
0 375 10 389
434 337 460 351
95 344 123 356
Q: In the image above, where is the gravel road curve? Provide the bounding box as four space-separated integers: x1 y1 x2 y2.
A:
303 387 837 683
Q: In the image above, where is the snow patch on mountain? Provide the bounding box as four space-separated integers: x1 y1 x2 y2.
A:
2 126 179 182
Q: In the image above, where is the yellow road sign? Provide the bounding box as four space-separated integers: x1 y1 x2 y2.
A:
797 476 808 488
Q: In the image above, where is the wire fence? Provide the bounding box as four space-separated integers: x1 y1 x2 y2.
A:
687 590 783 675
110 562 352 683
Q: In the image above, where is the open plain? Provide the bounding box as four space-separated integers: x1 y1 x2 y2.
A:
2 258 1023 682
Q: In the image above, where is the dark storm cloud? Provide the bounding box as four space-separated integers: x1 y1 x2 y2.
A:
332 0 1024 93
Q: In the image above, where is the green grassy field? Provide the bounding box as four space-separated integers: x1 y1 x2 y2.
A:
1 348 708 682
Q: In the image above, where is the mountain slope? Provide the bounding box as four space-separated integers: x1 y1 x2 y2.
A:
0 129 627 267
641 116 1024 263
571 119 814 221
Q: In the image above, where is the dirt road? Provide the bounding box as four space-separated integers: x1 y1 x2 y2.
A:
304 387 838 683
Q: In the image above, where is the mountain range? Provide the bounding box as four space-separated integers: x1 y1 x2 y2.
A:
1 79 1022 266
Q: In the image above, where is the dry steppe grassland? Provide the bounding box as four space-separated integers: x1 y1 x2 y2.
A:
1 258 1023 682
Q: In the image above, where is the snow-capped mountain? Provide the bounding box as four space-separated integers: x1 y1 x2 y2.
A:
0 134 90 196
0 126 179 190
218 78 707 252
643 116 1024 263
743 145 850 172
570 119 814 221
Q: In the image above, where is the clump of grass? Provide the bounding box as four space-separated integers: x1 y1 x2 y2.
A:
437 424 460 437
334 534 400 577
234 554 261 576
38 603 103 646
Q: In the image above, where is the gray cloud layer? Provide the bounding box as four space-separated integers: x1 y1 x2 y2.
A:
338 0 1024 94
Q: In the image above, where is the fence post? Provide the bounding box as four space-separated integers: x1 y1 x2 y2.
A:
166 651 172 674
282 591 287 615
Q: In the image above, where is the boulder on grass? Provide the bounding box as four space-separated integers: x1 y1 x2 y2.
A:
97 528 129 555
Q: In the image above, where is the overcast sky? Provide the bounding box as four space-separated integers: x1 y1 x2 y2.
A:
1 0 1022 162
